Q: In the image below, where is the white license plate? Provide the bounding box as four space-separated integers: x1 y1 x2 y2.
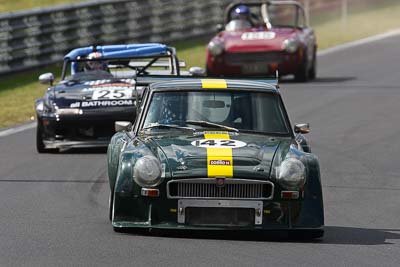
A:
242 63 268 74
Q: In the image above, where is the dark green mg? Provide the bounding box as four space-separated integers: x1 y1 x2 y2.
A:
107 78 324 238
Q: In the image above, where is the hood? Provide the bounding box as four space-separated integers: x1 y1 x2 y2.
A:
51 78 138 110
218 27 299 53
143 132 292 180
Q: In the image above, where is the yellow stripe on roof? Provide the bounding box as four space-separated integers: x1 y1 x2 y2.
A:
201 79 227 89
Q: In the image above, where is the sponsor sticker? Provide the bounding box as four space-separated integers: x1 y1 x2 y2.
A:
209 160 231 166
69 99 134 108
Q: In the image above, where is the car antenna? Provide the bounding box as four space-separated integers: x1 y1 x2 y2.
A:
133 69 139 116
275 70 280 88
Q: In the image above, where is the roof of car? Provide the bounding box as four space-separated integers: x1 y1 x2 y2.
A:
149 78 279 93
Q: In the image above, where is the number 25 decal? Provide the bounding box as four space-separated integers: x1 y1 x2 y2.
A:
92 88 132 100
191 139 246 148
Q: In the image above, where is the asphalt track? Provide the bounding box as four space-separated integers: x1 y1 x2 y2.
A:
1 33 400 267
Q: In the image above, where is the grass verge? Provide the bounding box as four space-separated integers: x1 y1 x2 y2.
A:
0 0 81 13
1 1 400 129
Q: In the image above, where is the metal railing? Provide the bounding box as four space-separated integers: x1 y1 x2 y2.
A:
0 0 395 75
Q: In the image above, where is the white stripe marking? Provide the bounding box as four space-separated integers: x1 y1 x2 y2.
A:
0 122 35 138
318 29 400 56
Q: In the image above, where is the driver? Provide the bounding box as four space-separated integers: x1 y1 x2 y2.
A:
84 52 108 71
232 4 252 25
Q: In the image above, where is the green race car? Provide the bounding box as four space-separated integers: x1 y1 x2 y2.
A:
107 78 324 238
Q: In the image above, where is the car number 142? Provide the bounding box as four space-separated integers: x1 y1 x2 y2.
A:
191 139 247 148
92 88 133 100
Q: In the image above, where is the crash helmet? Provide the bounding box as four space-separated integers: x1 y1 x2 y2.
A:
233 4 250 20
85 52 108 71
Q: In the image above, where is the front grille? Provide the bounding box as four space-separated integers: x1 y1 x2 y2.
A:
167 178 274 200
225 52 284 65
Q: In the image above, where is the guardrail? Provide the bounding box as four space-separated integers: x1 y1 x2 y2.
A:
0 0 391 75
0 0 228 75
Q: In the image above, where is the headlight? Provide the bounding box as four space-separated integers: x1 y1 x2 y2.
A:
208 39 224 56
55 108 82 115
133 155 163 187
36 101 44 112
282 39 299 53
276 158 306 189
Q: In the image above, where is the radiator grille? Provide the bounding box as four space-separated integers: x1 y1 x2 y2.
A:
167 178 273 200
225 52 284 65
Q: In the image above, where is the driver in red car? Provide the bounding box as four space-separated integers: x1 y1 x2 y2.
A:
226 4 253 31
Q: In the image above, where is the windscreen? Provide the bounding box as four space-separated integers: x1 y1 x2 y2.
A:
143 90 289 134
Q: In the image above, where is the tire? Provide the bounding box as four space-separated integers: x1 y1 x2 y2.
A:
308 49 317 80
294 51 310 83
109 189 114 221
36 121 56 153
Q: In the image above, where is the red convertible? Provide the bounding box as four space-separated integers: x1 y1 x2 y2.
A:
206 1 316 82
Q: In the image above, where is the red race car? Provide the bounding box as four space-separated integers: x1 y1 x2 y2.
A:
206 1 316 82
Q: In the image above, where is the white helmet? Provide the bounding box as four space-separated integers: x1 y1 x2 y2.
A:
85 52 107 71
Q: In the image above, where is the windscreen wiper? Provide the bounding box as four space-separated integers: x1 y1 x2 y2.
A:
142 123 195 132
185 120 238 132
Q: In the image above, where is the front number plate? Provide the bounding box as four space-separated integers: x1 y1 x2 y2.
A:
177 199 263 225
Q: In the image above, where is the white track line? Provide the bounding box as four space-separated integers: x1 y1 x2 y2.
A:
318 28 400 56
0 122 35 138
1 29 400 138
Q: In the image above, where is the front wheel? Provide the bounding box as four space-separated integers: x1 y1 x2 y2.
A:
308 50 317 80
294 52 310 82
36 121 56 153
109 189 114 221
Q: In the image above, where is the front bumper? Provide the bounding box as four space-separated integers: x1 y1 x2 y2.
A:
38 109 135 148
207 50 303 76
112 193 324 231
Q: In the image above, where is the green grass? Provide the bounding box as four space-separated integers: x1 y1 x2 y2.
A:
1 1 400 129
0 0 82 13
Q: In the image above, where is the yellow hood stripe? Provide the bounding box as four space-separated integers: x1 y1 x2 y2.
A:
204 132 233 178
201 79 227 89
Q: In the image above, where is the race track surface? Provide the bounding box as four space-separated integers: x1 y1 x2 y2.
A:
1 34 400 266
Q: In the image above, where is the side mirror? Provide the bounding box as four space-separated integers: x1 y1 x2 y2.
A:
294 123 310 134
189 66 206 77
216 24 224 32
39 73 55 85
115 121 132 132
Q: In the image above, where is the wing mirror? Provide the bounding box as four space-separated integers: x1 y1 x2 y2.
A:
189 66 206 77
294 123 310 134
115 121 132 132
38 73 55 86
216 24 224 32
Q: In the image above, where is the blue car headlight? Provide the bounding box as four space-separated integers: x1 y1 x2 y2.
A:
276 158 306 190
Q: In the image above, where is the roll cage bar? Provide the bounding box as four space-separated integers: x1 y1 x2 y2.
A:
61 44 180 80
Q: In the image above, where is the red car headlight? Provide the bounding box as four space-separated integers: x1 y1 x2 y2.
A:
208 40 224 56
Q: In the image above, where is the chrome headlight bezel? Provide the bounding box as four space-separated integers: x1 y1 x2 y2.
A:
276 158 306 190
133 155 163 187
282 38 300 53
208 39 225 56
